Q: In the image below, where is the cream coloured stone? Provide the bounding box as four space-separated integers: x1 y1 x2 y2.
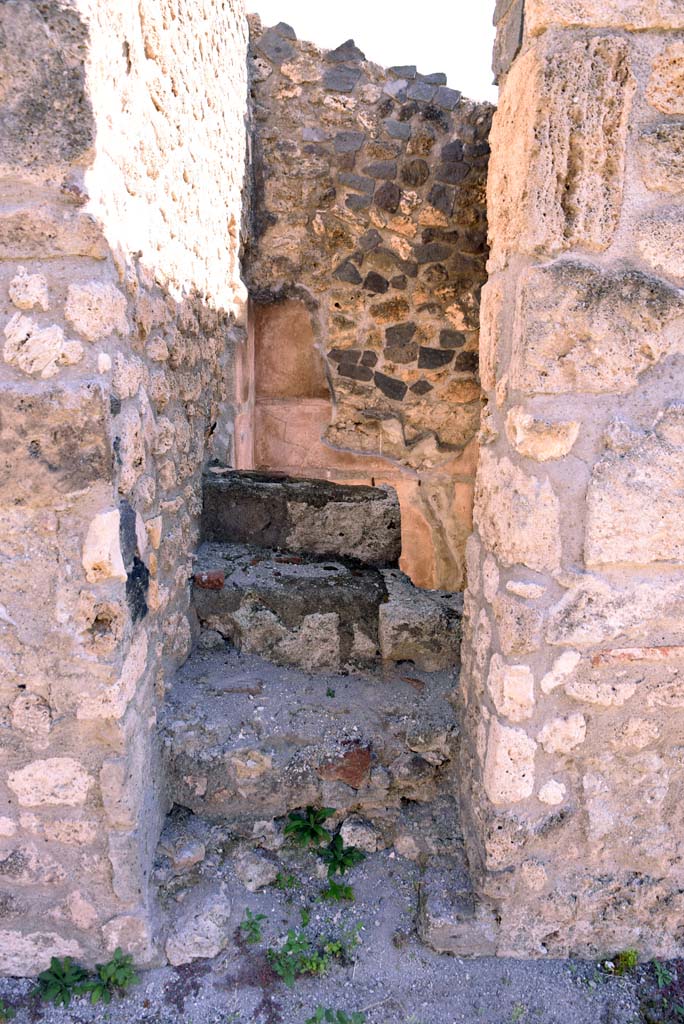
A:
8 758 92 807
565 677 637 707
102 914 155 962
465 533 482 595
540 650 581 694
538 780 566 805
506 580 546 600
115 405 146 494
78 631 148 720
492 592 544 656
9 267 49 310
65 281 128 341
82 509 127 583
506 407 580 461
474 450 561 573
3 313 83 378
511 261 684 395
537 713 586 754
612 717 660 752
639 125 684 195
97 352 112 372
11 693 51 741
487 654 535 722
44 819 99 845
647 42 684 115
484 718 537 805
585 407 684 567
488 37 634 269
482 554 500 604
520 860 548 891
638 212 684 282
0 818 16 838
479 277 505 391
0 932 84 977
146 515 163 549
526 0 684 32
66 891 99 929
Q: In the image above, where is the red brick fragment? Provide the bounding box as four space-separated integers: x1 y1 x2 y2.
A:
591 646 684 668
193 570 225 590
318 745 371 789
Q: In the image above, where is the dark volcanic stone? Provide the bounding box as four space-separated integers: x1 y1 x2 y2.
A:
361 351 378 367
390 65 417 79
326 39 366 63
339 173 375 194
401 159 430 186
398 102 419 122
359 229 382 251
374 182 401 213
422 106 451 131
329 348 362 364
454 351 479 373
391 275 407 290
418 347 455 370
363 160 397 180
364 272 389 294
440 329 466 349
386 323 416 346
335 131 366 153
324 66 362 92
334 260 362 284
436 161 470 184
422 72 448 85
374 371 408 401
442 140 465 161
256 29 295 63
126 556 149 624
337 152 356 172
414 242 453 263
427 184 455 216
346 194 371 211
338 363 373 381
410 379 434 395
436 87 462 110
273 22 296 39
407 81 437 102
384 119 411 140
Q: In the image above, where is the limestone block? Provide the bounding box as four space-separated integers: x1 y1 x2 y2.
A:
418 868 499 956
506 408 580 461
3 313 83 378
0 932 84 978
538 780 566 805
585 407 684 567
474 450 561 573
479 278 505 391
487 654 535 722
484 718 537 805
165 884 233 966
638 211 684 282
82 509 127 583
492 592 545 655
639 125 684 195
537 713 586 754
547 574 684 647
540 650 581 694
488 37 634 268
65 282 128 341
234 850 279 892
8 758 92 807
482 555 500 604
647 42 684 115
379 570 461 672
526 0 684 32
102 914 156 963
114 406 146 494
506 580 546 600
8 267 49 311
339 816 380 853
0 207 108 260
511 261 684 394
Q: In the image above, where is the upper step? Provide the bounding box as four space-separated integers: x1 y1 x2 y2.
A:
202 468 401 567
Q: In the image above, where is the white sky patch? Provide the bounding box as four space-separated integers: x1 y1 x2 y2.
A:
251 2 499 105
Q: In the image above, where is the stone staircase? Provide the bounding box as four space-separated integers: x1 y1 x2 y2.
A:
154 470 483 965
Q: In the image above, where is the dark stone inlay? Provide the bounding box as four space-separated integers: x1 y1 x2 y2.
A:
326 39 366 63
410 379 434 395
436 161 470 185
427 183 455 216
401 159 430 187
334 260 362 284
329 348 362 364
440 329 467 349
374 371 408 401
435 87 462 110
374 181 401 213
324 65 362 93
384 119 411 140
335 131 366 153
389 65 417 79
346 194 371 211
338 363 373 382
361 351 378 367
407 81 436 102
414 242 453 264
454 351 479 373
418 347 455 369
339 173 375 193
385 323 416 345
363 272 389 294
358 229 382 251
363 160 397 180
256 29 295 64
126 556 149 624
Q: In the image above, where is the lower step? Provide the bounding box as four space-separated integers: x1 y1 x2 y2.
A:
192 542 462 673
160 647 460 842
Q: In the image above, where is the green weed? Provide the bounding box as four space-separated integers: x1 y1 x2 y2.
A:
0 999 15 1022
81 948 139 1005
240 909 267 945
613 949 639 976
321 878 354 902
33 956 89 1007
318 834 365 877
306 1008 366 1024
285 807 335 848
273 871 300 891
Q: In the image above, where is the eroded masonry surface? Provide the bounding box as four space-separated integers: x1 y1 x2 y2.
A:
0 0 683 982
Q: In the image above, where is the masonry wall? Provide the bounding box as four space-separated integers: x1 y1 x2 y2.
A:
246 20 493 590
0 0 248 973
460 0 684 957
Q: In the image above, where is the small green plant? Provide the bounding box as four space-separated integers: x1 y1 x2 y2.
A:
0 999 15 1022
300 907 311 927
285 807 335 848
81 948 139 1005
306 1008 366 1024
326 687 336 698
613 949 639 976
273 871 300 891
240 909 267 945
267 925 355 989
318 834 365 877
511 1004 527 1023
655 961 676 990
321 878 354 902
34 956 89 1007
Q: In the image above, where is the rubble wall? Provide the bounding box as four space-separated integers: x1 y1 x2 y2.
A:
247 21 493 590
460 0 684 958
0 0 248 973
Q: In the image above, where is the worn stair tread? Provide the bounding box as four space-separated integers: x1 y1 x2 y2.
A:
161 646 460 830
202 467 401 566
192 542 462 673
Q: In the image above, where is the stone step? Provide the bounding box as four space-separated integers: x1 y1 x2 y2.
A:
202 467 401 567
192 542 462 674
160 647 461 843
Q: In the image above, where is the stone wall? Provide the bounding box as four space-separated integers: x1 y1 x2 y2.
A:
459 0 684 958
0 0 248 973
246 20 493 590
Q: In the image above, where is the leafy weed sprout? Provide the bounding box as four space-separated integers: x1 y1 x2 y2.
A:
285 807 335 848
240 908 267 945
318 834 365 877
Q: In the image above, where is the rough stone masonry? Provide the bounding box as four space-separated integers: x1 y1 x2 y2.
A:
0 0 683 976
